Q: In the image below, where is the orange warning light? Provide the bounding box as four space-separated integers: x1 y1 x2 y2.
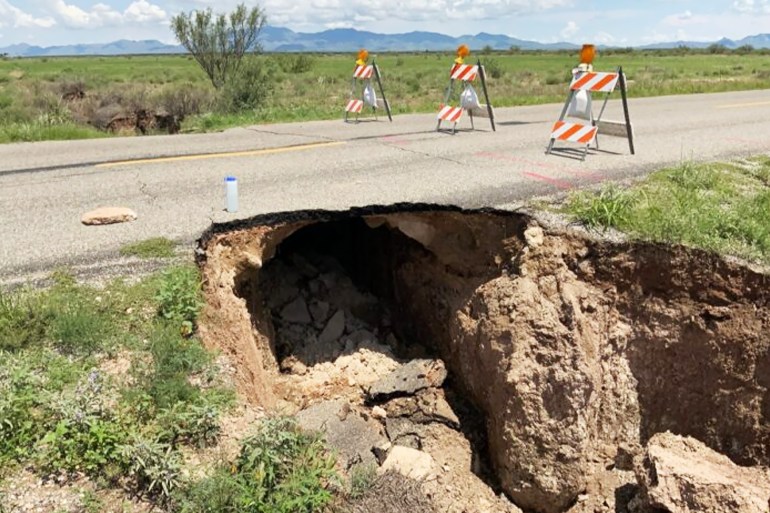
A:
580 44 596 65
455 44 470 64
356 49 369 66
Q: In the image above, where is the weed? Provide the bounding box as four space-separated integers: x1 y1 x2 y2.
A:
157 403 220 448
0 354 50 467
48 302 112 355
120 237 177 259
80 490 105 513
177 417 337 513
348 462 377 499
565 186 635 231
142 323 208 409
121 437 183 504
37 371 128 480
155 265 203 335
0 291 46 351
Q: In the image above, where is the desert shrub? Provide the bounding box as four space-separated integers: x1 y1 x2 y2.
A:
155 84 214 124
219 57 274 113
483 58 503 79
58 79 87 100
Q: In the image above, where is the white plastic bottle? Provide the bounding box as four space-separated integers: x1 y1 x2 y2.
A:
225 176 238 213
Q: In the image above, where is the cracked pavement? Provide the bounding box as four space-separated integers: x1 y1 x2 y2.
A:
1 90 770 283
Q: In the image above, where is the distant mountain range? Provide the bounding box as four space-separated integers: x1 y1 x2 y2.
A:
2 27 769 57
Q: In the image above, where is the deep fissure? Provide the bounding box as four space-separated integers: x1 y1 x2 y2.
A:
238 215 506 494
199 205 770 513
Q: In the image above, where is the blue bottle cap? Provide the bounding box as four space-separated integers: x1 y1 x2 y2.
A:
225 176 237 182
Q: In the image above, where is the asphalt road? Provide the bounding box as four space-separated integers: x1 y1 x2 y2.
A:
1 89 769 283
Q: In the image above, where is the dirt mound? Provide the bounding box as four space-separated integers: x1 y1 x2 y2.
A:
196 204 770 513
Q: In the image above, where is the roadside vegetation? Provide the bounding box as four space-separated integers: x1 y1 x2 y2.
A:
120 237 177 259
1 44 769 143
564 155 770 265
0 264 341 512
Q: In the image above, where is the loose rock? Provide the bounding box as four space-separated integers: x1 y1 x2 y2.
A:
379 445 436 481
318 310 345 345
280 297 312 324
81 207 137 225
296 399 386 469
367 359 448 402
631 432 770 513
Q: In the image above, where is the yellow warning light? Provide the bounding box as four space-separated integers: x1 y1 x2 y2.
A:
455 44 470 64
580 44 596 65
356 49 369 66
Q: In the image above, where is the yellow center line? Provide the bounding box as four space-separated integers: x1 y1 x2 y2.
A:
95 141 346 168
716 100 770 109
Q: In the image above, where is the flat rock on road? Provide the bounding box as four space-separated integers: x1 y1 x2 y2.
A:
1 89 769 283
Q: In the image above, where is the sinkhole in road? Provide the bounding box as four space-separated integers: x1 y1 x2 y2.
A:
197 204 770 513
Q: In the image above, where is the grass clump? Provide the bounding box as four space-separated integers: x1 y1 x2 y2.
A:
120 237 176 259
564 156 770 264
176 417 337 513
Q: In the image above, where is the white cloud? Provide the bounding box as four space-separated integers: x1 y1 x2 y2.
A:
0 0 56 28
733 0 770 14
560 20 578 39
47 0 167 29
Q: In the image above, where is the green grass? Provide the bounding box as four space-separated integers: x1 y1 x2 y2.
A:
0 265 338 512
0 266 226 478
0 122 108 143
565 155 770 264
1 49 769 139
120 237 177 259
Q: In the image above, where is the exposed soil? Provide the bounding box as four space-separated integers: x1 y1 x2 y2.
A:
197 204 770 513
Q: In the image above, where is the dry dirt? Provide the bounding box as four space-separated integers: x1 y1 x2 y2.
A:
196 204 770 513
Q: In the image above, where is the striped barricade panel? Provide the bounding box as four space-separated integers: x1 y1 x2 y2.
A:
551 121 598 144
437 105 463 123
346 100 364 113
450 64 478 82
570 72 619 93
353 65 374 79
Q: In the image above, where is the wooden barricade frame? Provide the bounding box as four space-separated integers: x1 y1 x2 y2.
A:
344 58 392 123
436 58 496 134
546 66 634 160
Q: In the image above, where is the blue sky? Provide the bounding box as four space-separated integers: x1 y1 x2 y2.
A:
0 0 768 46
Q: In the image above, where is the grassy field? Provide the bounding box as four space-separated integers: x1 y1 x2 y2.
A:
1 49 770 141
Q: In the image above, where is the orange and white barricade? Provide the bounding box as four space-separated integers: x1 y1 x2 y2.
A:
436 45 495 134
344 49 392 123
546 66 634 160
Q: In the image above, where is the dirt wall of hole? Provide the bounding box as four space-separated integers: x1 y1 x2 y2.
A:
197 205 770 513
